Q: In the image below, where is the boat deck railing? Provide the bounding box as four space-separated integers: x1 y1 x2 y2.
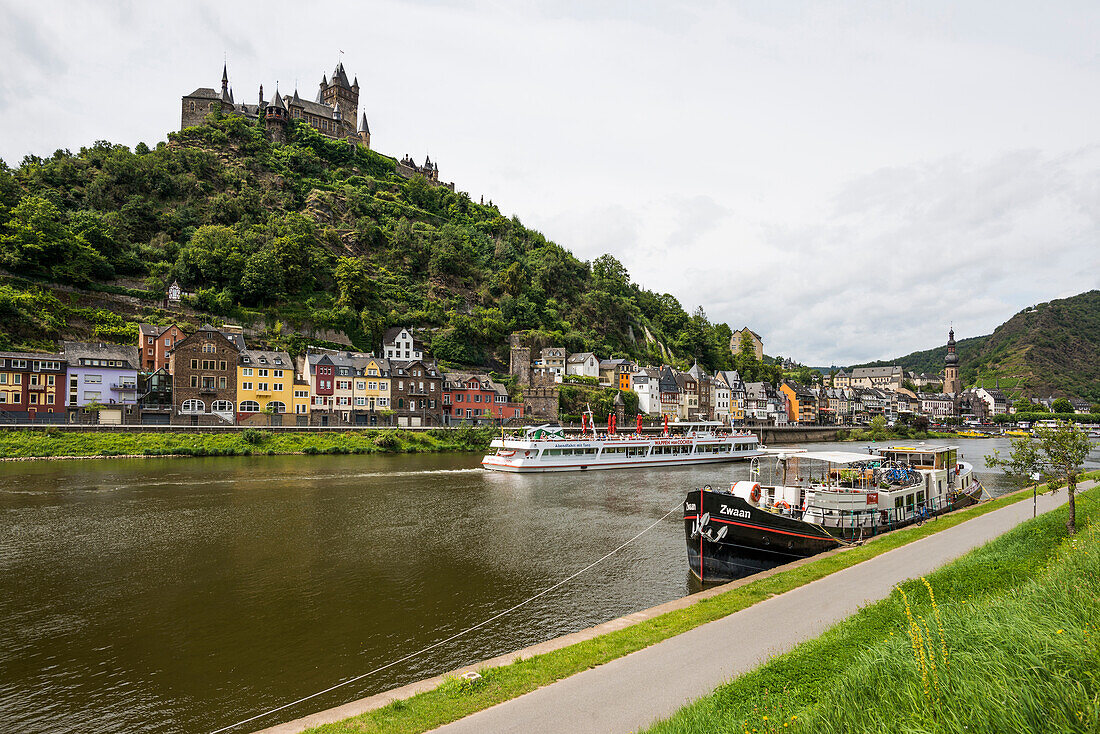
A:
799 486 981 540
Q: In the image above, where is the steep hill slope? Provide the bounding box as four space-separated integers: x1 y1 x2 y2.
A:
853 290 1100 401
0 114 734 370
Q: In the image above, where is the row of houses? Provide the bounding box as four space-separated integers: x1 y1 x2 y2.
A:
0 325 522 426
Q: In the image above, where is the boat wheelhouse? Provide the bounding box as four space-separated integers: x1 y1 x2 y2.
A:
684 444 985 581
481 421 761 473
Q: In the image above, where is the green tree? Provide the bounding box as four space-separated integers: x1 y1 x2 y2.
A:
175 224 245 290
987 421 1093 534
1051 397 1074 414
334 256 375 310
869 415 888 440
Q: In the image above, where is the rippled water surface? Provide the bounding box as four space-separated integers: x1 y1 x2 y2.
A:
2 438 1097 733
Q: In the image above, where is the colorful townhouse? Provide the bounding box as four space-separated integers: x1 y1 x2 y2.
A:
138 323 188 373
674 370 699 421
352 357 391 414
715 370 746 423
0 352 66 420
780 381 819 424
62 342 141 424
169 327 240 425
390 359 444 426
631 368 661 416
237 349 304 422
442 372 523 423
599 359 636 390
657 366 681 420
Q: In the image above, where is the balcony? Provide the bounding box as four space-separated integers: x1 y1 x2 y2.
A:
198 387 218 395
111 383 138 392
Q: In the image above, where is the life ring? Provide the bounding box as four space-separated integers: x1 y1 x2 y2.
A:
775 500 791 510
750 486 761 503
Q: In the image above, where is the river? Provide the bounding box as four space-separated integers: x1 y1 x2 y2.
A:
2 437 1097 734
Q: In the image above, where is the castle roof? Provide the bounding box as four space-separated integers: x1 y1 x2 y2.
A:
268 87 286 110
185 87 219 99
331 62 352 89
289 96 339 119
292 88 301 104
359 112 370 134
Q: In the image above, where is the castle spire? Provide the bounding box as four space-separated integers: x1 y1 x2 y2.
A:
358 112 370 134
219 62 232 103
258 83 264 109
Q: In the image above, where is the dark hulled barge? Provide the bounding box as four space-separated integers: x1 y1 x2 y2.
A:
684 445 985 582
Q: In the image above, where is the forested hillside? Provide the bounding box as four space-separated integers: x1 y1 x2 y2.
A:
853 290 1100 401
0 113 736 370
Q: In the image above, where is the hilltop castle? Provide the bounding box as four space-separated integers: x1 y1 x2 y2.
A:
180 62 450 187
182 62 369 146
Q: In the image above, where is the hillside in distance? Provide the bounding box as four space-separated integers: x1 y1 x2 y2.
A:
0 113 735 371
853 290 1100 402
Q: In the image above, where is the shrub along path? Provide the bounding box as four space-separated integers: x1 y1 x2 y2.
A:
416 481 1095 734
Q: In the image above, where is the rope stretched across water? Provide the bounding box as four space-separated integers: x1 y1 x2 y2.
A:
209 502 683 734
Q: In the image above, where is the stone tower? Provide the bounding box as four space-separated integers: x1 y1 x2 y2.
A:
319 62 359 137
509 333 532 388
944 327 961 395
264 86 288 144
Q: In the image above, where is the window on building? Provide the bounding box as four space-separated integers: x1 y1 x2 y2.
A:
212 400 234 412
218 377 226 388
240 400 260 412
243 368 253 376
242 382 253 390
267 401 286 413
182 399 205 413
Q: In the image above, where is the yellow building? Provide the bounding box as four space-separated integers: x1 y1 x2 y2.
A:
237 349 298 417
352 357 391 412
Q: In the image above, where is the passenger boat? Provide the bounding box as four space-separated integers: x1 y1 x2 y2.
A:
481 418 761 473
683 444 985 582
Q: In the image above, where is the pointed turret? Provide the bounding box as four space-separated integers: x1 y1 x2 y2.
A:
332 101 342 120
292 88 301 105
332 62 351 88
258 83 264 109
352 75 359 91
264 85 288 144
268 86 285 110
220 63 231 102
357 112 371 148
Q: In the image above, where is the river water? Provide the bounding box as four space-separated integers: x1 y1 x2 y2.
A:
2 437 1097 734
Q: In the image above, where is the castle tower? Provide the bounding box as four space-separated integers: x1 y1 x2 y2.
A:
509 333 532 388
320 62 359 137
944 328 961 396
264 86 288 144
358 112 371 148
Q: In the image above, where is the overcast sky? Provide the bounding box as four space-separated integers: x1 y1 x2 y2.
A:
1 1 1097 365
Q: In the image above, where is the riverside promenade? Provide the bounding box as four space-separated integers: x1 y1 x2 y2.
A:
254 483 1086 734
422 485 1084 734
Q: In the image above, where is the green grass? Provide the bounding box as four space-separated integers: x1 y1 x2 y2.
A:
0 427 493 459
299 480 1076 734
645 482 1100 734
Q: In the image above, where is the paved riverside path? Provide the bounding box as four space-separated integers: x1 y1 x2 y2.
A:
427 486 1084 734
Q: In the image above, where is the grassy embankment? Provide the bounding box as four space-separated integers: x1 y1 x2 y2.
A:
299 473 1099 734
0 427 494 459
646 479 1100 734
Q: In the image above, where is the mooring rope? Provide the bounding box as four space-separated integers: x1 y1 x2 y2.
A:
209 502 683 734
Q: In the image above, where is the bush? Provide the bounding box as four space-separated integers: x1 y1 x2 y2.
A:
242 428 267 445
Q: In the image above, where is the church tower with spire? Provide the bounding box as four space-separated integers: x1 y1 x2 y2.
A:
944 327 961 395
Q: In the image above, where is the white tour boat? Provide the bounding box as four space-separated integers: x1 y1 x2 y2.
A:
481 420 762 473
